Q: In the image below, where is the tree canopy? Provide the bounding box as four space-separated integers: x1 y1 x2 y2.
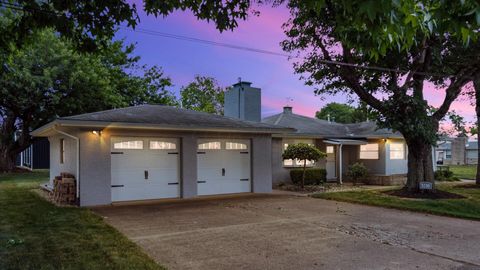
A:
180 76 225 115
0 28 176 171
0 0 256 51
280 0 480 190
315 102 376 123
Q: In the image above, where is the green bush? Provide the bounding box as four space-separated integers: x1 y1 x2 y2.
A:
434 170 460 182
347 162 368 184
290 168 327 185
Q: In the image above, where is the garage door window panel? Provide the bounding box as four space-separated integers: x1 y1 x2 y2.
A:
198 141 221 150
226 142 248 150
150 141 176 150
113 140 144 150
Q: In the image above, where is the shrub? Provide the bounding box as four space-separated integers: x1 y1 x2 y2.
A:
290 168 327 185
347 162 368 185
434 170 460 182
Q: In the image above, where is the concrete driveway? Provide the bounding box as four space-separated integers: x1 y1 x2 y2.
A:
94 194 480 270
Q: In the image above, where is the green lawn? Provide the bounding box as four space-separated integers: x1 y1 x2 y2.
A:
0 170 164 270
449 165 477 180
313 183 480 220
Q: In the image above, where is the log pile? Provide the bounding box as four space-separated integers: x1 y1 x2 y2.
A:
52 172 77 205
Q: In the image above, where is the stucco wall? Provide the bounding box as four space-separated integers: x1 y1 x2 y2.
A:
252 134 272 193
50 127 273 206
48 134 77 186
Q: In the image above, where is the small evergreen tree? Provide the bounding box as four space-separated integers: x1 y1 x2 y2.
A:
282 143 326 189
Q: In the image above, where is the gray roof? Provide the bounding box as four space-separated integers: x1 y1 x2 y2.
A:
467 141 478 150
262 111 402 139
32 105 293 136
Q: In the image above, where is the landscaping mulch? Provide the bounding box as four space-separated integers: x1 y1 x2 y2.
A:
384 188 466 199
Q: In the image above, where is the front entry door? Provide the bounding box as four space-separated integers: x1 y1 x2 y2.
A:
326 145 336 180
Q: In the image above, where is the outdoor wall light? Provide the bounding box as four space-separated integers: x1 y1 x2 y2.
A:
92 130 102 136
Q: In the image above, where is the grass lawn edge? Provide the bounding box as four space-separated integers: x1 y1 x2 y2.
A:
312 184 480 221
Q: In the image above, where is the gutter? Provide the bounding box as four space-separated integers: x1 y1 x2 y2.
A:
32 119 294 136
52 126 80 202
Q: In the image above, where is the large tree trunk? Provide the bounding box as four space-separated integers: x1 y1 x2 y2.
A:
0 146 17 172
474 75 480 186
405 139 435 192
0 113 31 172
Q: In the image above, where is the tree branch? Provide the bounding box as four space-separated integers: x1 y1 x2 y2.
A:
432 68 477 121
339 44 385 112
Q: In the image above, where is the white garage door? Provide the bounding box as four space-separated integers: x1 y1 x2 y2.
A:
197 139 251 196
111 137 180 202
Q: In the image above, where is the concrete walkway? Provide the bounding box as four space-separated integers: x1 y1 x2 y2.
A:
94 194 480 270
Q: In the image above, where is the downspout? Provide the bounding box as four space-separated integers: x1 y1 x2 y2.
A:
339 144 343 185
53 126 80 202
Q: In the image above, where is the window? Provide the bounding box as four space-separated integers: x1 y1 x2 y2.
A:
113 140 143 150
360 143 379 159
198 141 221 150
150 141 176 150
226 142 248 150
389 142 405 160
60 139 65 164
283 140 316 167
326 146 334 154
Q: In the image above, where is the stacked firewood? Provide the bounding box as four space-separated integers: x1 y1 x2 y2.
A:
52 172 77 205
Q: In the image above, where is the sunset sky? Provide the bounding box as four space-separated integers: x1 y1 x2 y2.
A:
117 2 475 129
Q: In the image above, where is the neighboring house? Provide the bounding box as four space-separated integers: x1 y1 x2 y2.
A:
32 81 407 206
15 136 50 170
434 137 478 165
466 141 479 165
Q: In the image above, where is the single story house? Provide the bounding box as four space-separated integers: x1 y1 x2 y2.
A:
32 81 408 206
434 137 478 165
466 141 479 164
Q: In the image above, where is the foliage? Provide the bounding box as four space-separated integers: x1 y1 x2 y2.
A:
0 29 176 171
313 183 480 221
347 163 368 185
449 112 467 137
1 0 255 51
316 103 355 123
283 143 326 188
316 102 377 123
180 76 224 114
290 168 326 186
0 171 164 269
280 0 480 190
434 170 460 182
282 143 326 165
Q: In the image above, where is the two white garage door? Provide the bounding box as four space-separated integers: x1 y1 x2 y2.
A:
111 137 251 202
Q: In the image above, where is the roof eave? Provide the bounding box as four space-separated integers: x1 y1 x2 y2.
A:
31 119 294 136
